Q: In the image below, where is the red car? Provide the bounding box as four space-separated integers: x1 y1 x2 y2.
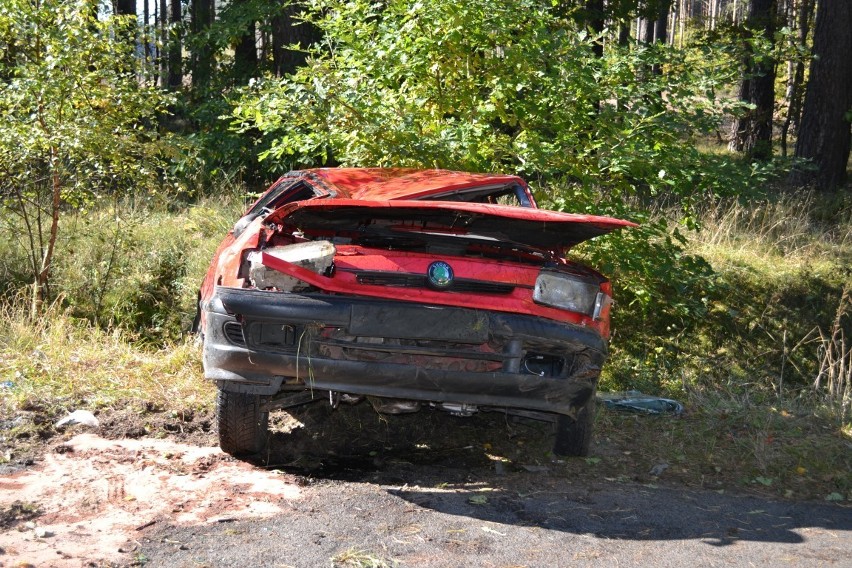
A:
200 168 635 457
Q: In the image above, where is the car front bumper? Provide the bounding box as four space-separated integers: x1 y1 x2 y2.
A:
203 286 607 416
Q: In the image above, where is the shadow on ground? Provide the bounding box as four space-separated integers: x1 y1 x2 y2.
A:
256 401 851 545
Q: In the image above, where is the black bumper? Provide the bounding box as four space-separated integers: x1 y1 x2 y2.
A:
202 286 607 416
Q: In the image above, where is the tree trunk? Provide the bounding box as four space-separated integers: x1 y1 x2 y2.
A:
655 0 671 46
618 22 630 45
780 0 813 156
158 0 167 85
190 0 214 91
114 0 135 16
272 3 321 77
113 0 137 53
791 0 852 190
651 0 672 74
143 0 150 63
642 16 655 42
729 0 777 161
573 0 605 57
167 0 182 89
233 0 258 83
32 160 61 319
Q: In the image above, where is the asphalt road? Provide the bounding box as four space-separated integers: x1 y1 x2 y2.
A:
138 462 852 568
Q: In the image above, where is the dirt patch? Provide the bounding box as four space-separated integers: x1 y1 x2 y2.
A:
0 401 216 475
1 396 849 566
0 402 567 566
0 433 303 567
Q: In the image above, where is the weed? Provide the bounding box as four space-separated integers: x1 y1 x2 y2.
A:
332 548 392 568
0 501 41 529
814 287 852 420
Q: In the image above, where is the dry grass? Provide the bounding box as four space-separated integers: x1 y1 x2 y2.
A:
332 548 393 568
0 293 213 413
813 287 852 420
691 192 852 279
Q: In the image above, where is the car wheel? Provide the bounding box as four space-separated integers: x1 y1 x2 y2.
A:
216 388 269 457
553 396 595 457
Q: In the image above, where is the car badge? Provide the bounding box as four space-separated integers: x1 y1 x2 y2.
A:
427 261 454 289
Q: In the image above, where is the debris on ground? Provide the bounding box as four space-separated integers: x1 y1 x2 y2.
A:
0 433 302 566
649 463 670 477
598 391 684 415
54 410 99 429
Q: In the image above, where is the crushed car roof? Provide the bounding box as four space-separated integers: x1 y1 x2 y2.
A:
302 168 525 200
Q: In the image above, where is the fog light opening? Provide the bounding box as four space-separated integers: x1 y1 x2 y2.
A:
522 353 565 377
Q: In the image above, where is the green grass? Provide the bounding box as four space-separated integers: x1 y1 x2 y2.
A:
589 393 852 501
689 193 851 409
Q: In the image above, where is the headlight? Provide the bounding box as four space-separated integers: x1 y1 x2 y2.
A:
533 271 610 320
247 240 335 291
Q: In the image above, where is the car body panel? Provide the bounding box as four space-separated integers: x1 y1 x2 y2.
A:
300 168 527 201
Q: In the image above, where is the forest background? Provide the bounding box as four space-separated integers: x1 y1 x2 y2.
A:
0 0 849 498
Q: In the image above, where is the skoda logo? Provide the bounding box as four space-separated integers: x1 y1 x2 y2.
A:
427 261 454 289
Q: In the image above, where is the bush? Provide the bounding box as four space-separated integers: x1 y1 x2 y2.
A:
39 196 244 343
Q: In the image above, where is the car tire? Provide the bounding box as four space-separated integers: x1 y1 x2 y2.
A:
216 388 269 457
553 396 595 457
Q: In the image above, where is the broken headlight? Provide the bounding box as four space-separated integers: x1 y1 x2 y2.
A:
533 270 610 320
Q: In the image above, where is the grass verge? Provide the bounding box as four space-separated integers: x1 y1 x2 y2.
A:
0 296 213 418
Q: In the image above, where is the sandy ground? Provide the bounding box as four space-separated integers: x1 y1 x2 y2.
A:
0 433 301 567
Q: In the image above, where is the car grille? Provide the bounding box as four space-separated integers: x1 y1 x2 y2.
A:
355 271 515 294
223 321 246 346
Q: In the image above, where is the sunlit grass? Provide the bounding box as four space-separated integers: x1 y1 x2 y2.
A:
0 293 213 414
593 390 852 500
690 192 852 282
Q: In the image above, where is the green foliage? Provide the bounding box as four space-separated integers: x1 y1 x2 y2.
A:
230 0 767 202
0 0 170 194
0 0 173 305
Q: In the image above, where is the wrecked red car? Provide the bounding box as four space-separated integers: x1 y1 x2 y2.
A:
199 169 635 457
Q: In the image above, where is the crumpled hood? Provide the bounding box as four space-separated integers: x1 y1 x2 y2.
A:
267 199 636 251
